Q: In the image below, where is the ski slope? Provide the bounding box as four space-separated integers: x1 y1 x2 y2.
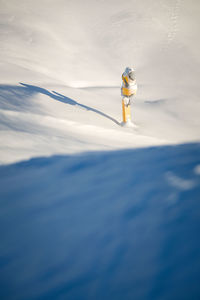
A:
0 0 200 299
0 143 200 300
0 0 200 163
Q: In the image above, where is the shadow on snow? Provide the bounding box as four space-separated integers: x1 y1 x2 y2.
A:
0 143 200 300
20 83 120 125
0 83 120 125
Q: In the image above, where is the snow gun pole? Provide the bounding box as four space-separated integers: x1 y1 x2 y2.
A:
122 98 131 123
121 67 137 127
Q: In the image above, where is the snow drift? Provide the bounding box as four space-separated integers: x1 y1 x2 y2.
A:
1 0 200 163
0 143 200 299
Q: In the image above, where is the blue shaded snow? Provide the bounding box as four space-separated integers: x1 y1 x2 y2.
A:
0 143 200 300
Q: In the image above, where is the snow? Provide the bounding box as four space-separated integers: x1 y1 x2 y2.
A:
0 144 200 300
0 0 200 299
1 0 200 163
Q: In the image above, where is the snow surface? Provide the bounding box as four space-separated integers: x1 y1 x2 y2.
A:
0 144 200 300
0 0 200 299
1 0 200 163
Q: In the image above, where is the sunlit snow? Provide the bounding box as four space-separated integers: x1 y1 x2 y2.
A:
0 0 200 299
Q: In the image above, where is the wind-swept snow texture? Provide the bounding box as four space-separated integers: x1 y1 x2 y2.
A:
0 143 200 300
0 1 200 299
0 0 200 163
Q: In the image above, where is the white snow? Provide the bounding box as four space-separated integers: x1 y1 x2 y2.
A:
0 0 200 299
0 0 200 164
165 171 196 190
194 164 200 175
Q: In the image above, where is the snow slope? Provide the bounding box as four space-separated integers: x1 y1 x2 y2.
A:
1 1 200 299
0 0 200 163
0 143 200 300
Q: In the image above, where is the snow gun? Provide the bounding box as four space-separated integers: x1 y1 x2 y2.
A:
121 67 137 126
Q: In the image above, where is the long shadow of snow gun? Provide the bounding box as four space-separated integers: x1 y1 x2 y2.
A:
121 67 137 127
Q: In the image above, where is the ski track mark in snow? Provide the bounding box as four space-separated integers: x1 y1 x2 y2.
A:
167 0 182 45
